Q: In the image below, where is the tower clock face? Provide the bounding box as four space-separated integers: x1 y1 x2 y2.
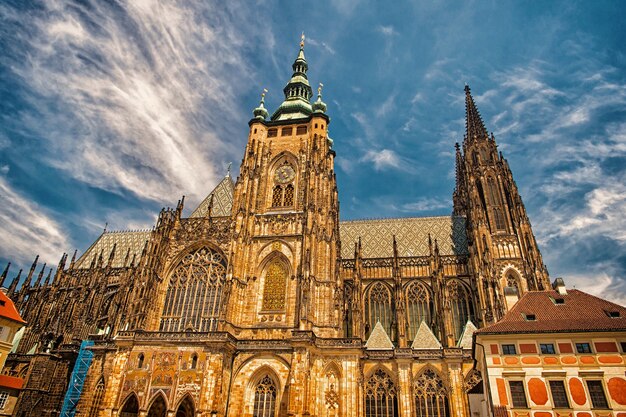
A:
275 165 295 184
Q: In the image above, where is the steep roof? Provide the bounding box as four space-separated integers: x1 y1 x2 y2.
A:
411 321 442 349
339 216 467 259
0 291 25 324
476 289 626 335
75 230 150 269
190 175 235 218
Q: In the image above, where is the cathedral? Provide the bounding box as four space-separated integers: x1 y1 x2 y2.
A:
2 37 554 417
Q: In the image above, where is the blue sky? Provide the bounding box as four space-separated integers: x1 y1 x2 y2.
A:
1 1 625 304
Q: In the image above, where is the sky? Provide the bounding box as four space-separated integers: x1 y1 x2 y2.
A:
0 1 625 305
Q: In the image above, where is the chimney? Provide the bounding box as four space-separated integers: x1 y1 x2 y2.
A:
552 277 567 295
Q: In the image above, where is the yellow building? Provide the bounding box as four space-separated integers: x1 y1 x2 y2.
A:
5 37 557 417
474 279 626 417
0 283 26 417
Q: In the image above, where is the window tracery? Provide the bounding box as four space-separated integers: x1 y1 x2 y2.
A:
270 161 296 208
406 281 432 340
88 378 105 417
160 247 227 332
253 375 277 417
414 369 450 417
365 369 398 417
447 280 473 342
366 282 392 337
262 260 288 311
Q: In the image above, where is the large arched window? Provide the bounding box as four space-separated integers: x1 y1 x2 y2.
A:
119 394 139 417
253 375 278 417
88 378 105 417
447 280 473 342
365 369 398 417
406 281 432 340
262 260 288 311
270 161 296 208
414 369 450 417
365 282 392 337
160 247 227 332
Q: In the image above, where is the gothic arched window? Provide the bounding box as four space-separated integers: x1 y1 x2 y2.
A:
447 280 474 342
272 185 283 207
493 207 506 231
365 369 398 417
283 184 294 206
88 378 105 417
406 281 432 340
365 282 392 337
414 369 450 417
271 162 296 208
253 375 278 417
262 260 288 311
160 247 227 332
487 178 501 206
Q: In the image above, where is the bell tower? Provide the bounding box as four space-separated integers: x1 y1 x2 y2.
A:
454 85 550 325
224 36 341 338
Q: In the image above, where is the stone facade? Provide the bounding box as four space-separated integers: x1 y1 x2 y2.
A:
2 40 552 417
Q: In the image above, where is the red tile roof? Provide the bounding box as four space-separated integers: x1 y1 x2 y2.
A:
0 291 25 324
476 289 626 335
0 375 24 389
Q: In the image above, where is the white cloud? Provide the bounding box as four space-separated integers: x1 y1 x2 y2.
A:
377 25 397 37
400 197 449 213
361 149 415 173
306 37 336 55
0 176 70 267
4 0 258 205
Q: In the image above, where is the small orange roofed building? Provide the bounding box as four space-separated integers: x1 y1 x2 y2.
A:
0 281 26 417
473 278 626 417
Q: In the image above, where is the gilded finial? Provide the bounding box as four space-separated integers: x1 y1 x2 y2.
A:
300 32 305 49
261 88 268 103
317 83 324 97
226 162 232 177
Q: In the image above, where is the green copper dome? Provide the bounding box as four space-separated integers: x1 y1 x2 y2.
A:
271 36 314 121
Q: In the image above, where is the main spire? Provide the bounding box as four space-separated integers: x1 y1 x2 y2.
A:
464 84 489 142
271 34 314 121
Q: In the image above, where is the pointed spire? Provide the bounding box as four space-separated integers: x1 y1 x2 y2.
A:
44 268 53 286
69 250 77 270
24 255 39 289
312 82 327 114
253 89 269 120
271 34 314 121
8 269 21 296
107 243 117 268
1 263 10 288
34 263 46 287
464 84 488 142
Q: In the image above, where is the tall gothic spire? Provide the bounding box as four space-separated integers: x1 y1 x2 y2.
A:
271 34 315 121
464 84 488 142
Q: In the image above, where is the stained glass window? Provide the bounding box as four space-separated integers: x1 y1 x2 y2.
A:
414 369 450 417
262 261 288 311
88 378 105 417
253 375 277 417
406 281 432 340
447 280 473 343
365 369 398 417
160 247 227 332
366 282 392 337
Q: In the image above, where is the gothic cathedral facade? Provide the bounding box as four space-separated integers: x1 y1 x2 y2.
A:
3 39 550 417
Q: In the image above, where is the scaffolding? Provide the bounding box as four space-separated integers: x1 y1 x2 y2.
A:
60 340 95 417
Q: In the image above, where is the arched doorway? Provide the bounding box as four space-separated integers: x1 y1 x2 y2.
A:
147 394 167 417
176 395 195 417
119 394 139 417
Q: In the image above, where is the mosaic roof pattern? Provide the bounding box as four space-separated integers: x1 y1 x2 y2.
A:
411 321 442 349
75 230 150 269
365 321 394 350
339 216 467 259
190 175 234 218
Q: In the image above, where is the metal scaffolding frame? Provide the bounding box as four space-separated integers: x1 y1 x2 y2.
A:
60 340 95 417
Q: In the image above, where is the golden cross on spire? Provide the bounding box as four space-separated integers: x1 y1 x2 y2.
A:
318 83 324 96
300 32 305 48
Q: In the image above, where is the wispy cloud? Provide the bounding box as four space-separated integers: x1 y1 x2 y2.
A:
1 1 258 205
306 37 336 55
0 176 70 266
361 149 415 173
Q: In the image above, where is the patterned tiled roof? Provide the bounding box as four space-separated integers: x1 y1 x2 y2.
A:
75 231 150 269
476 289 626 335
366 321 394 350
457 320 477 348
190 175 235 218
339 216 467 259
411 321 441 349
